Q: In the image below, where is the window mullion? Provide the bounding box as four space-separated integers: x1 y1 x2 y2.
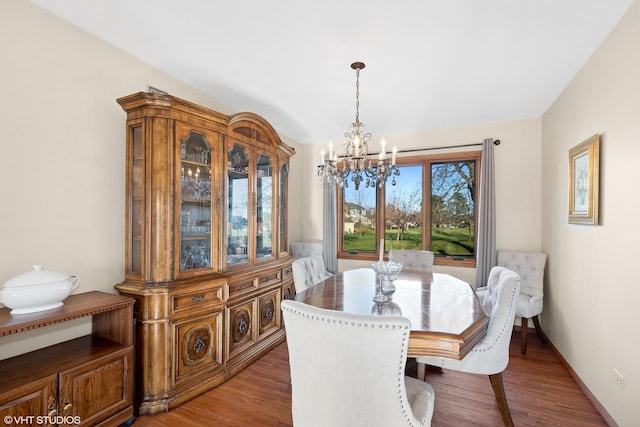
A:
423 159 431 251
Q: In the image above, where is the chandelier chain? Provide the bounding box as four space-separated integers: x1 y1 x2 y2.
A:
354 68 360 124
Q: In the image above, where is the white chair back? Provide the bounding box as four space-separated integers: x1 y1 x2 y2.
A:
419 266 521 375
281 300 434 427
497 250 547 309
392 250 434 271
477 267 522 372
415 266 520 426
291 241 323 258
497 250 548 355
291 255 332 293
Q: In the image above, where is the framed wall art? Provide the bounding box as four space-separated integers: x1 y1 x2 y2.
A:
568 134 600 225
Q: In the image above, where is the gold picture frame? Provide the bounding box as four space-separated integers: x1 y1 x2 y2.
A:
568 134 600 225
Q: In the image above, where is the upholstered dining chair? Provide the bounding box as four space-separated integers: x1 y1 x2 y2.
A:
290 241 323 258
391 250 435 271
291 255 333 294
416 266 520 427
495 250 548 355
281 300 435 427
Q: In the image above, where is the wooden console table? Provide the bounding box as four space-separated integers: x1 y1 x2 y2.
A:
0 291 135 426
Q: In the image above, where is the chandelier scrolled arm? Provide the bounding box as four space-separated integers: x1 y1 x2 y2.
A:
317 61 399 190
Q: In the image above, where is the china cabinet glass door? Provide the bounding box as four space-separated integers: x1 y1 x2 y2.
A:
279 163 288 254
255 154 273 260
179 131 214 272
128 122 144 278
227 143 250 266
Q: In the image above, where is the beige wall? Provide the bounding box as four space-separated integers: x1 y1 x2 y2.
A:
541 2 640 425
2 0 637 424
300 118 542 285
0 0 303 358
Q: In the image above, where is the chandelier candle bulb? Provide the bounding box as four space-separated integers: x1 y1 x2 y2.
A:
320 150 325 165
392 146 397 165
328 141 333 159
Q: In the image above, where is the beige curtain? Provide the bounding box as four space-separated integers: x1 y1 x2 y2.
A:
475 138 496 287
322 167 338 274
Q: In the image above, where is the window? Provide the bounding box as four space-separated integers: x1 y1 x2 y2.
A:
341 183 378 254
337 151 480 267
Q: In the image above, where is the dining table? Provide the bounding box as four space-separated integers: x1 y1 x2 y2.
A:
295 267 489 360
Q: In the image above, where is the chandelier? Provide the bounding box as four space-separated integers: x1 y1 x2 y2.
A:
317 62 399 190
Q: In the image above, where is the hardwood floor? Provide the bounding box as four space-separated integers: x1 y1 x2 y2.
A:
131 331 607 426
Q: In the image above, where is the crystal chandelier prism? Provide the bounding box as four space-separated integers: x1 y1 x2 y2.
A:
317 62 399 190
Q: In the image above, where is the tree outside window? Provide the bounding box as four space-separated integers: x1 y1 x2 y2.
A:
430 160 476 259
385 165 422 249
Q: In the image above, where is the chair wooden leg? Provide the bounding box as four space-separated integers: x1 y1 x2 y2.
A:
532 315 547 343
417 362 426 381
489 373 514 427
520 317 528 355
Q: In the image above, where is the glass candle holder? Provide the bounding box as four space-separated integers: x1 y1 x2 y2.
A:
371 261 389 303
380 260 403 295
371 261 403 301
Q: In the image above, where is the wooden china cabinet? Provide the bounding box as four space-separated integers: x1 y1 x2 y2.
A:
114 92 295 415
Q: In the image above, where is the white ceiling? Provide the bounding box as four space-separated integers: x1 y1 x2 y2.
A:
31 0 634 145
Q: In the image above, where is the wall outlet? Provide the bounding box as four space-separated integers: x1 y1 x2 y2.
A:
613 368 625 390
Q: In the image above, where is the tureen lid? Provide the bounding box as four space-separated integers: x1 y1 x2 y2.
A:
3 265 71 288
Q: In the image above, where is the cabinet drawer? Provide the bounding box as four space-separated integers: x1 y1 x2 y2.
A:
171 280 225 314
257 270 281 288
227 277 256 297
227 268 281 300
283 265 293 281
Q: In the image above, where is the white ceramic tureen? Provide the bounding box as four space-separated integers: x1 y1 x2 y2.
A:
0 265 80 314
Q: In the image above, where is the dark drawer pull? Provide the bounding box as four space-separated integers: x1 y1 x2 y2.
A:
192 295 204 303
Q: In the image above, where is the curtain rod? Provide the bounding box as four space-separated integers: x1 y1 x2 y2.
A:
394 139 500 155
